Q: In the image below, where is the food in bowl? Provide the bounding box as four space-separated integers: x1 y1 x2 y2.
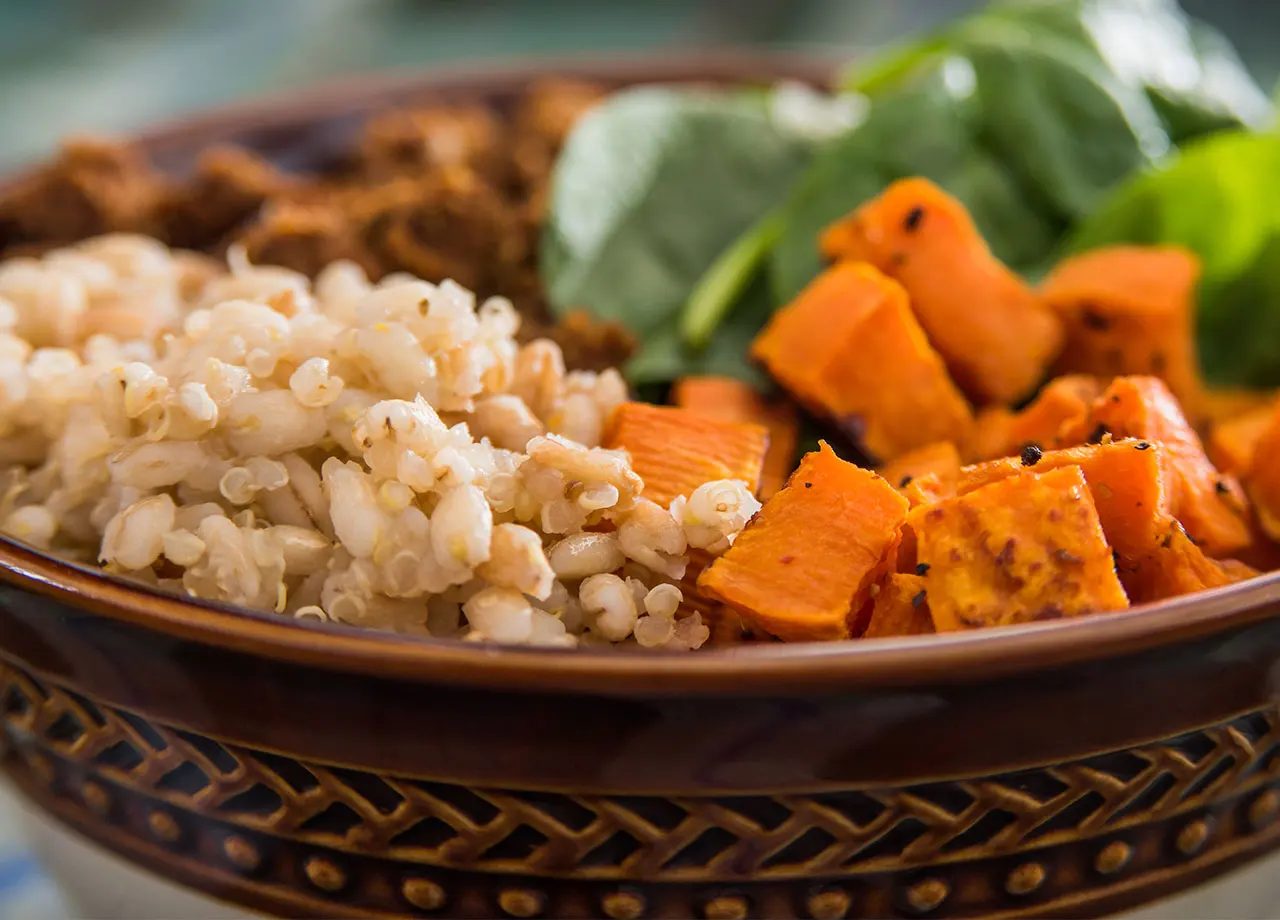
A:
0 234 766 649
2 0 1279 649
0 78 636 372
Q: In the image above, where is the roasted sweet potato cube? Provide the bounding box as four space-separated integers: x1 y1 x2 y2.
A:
751 261 973 462
1198 387 1278 427
969 375 1103 461
893 470 955 573
912 466 1129 630
605 403 768 508
1125 519 1259 603
1083 376 1250 557
672 375 799 499
879 441 961 496
901 474 952 508
1209 400 1277 477
822 177 1064 405
959 440 1170 569
862 573 934 639
1246 401 1280 541
1041 245 1202 408
698 442 908 641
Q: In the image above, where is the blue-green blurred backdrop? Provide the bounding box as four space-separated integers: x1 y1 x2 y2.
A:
0 0 1275 169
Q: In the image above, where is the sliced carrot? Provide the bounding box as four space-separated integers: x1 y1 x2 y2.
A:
698 442 908 641
604 403 768 508
1041 245 1202 408
672 375 799 499
862 573 934 639
1080 376 1251 557
912 466 1129 630
822 177 1064 405
969 374 1104 461
751 261 973 462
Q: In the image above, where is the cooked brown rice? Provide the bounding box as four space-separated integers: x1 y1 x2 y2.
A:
0 234 762 649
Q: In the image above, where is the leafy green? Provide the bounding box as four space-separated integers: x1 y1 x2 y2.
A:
1065 131 1280 386
960 0 1271 142
961 28 1170 221
680 208 785 349
771 69 1064 303
627 275 776 390
540 0 1273 392
770 0 1272 342
541 85 815 378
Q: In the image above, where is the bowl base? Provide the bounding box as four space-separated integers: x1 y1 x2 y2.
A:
10 783 258 920
9 778 1280 920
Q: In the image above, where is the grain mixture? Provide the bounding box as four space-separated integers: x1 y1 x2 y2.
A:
0 234 759 648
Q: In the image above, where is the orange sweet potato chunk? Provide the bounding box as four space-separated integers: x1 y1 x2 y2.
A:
822 177 1064 405
1208 401 1277 477
912 466 1129 631
1124 519 1260 603
1198 387 1278 427
698 442 908 641
605 403 768 508
893 470 954 573
958 440 1169 569
751 261 973 462
879 441 961 495
970 374 1103 460
1041 245 1202 408
1084 376 1251 557
862 573 934 639
672 375 799 499
1246 401 1280 541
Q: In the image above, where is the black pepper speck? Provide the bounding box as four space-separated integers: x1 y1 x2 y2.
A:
915 562 931 576
1081 307 1112 331
1020 444 1044 466
899 475 913 488
911 590 927 609
903 205 925 232
1136 441 1152 451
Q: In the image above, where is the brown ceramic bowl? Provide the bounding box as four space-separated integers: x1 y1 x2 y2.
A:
4 52 1280 920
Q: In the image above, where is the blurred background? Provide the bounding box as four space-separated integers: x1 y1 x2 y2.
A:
0 0 1275 169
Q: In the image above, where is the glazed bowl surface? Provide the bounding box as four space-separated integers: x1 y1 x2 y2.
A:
3 51 1280 920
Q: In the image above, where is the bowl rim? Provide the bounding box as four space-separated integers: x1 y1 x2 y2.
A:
2 50 1278 696
2 534 1279 694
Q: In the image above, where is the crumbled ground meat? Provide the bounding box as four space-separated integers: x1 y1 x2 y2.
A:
159 146 291 250
0 137 165 245
356 104 506 183
0 78 635 370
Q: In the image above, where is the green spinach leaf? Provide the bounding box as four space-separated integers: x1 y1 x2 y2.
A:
962 27 1170 221
973 0 1271 142
626 275 776 390
541 86 814 356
